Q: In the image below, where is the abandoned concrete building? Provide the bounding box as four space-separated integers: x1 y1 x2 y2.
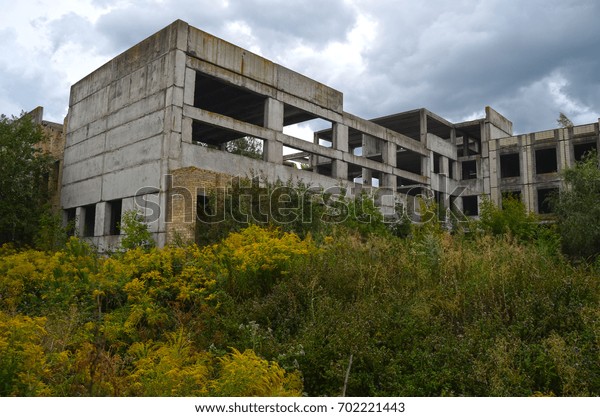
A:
39 20 598 249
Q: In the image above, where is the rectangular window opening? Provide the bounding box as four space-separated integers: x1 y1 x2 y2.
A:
196 194 212 222
283 145 312 170
82 204 96 237
462 195 478 216
448 160 455 179
282 104 333 146
225 136 264 160
535 147 557 174
574 141 596 162
500 153 520 178
433 153 441 174
501 190 522 208
65 208 76 237
193 71 266 127
461 160 477 180
108 199 122 236
537 188 557 214
397 148 422 175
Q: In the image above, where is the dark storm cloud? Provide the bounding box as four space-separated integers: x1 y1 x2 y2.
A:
349 0 600 131
6 0 600 132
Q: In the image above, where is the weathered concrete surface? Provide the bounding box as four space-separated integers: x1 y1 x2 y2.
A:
57 19 600 248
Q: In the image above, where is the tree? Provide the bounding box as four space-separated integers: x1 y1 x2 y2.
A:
478 195 539 242
0 113 52 246
557 112 574 128
119 210 155 250
551 151 600 260
226 136 263 159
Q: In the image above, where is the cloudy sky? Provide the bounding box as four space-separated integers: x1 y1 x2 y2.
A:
1 0 599 133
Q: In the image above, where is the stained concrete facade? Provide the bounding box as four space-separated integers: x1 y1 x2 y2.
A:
58 20 600 249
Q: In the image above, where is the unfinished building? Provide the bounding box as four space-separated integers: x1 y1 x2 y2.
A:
57 20 599 249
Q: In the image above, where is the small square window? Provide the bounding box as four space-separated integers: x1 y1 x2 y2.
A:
83 204 96 237
500 153 520 178
537 188 557 214
462 160 477 179
535 148 557 174
462 195 478 216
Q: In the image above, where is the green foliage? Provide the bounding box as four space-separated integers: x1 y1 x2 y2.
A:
557 112 574 128
211 348 302 396
196 177 391 246
0 312 50 396
119 210 155 251
225 136 263 159
478 195 539 242
0 113 53 246
0 224 598 397
552 151 600 260
34 212 71 252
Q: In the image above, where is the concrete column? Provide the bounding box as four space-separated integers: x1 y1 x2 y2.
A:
330 123 348 180
264 140 283 164
182 117 193 144
362 168 372 186
440 156 449 176
521 135 534 212
309 132 319 171
421 154 430 178
382 173 397 190
419 109 427 144
75 207 84 237
184 68 196 106
332 159 348 180
333 123 349 152
557 128 570 170
382 141 397 167
96 202 108 236
263 98 284 164
424 151 435 177
362 134 379 157
382 140 397 190
264 98 283 131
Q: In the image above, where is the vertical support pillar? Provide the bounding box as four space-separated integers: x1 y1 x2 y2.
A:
382 141 397 190
521 134 534 213
183 68 196 106
382 141 397 167
332 160 348 180
75 207 84 237
419 109 428 144
263 98 283 164
333 123 349 152
441 156 449 177
332 123 349 180
95 202 108 237
362 168 372 186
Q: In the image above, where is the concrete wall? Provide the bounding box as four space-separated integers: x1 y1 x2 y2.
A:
58 19 600 249
62 21 190 249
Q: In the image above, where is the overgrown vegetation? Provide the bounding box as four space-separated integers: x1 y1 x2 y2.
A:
551 151 600 261
0 114 53 246
1 120 599 396
1 214 598 396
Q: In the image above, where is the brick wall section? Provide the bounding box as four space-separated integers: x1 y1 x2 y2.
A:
166 166 231 244
39 121 66 211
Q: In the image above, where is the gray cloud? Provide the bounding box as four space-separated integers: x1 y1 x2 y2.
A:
349 0 600 131
2 0 599 133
